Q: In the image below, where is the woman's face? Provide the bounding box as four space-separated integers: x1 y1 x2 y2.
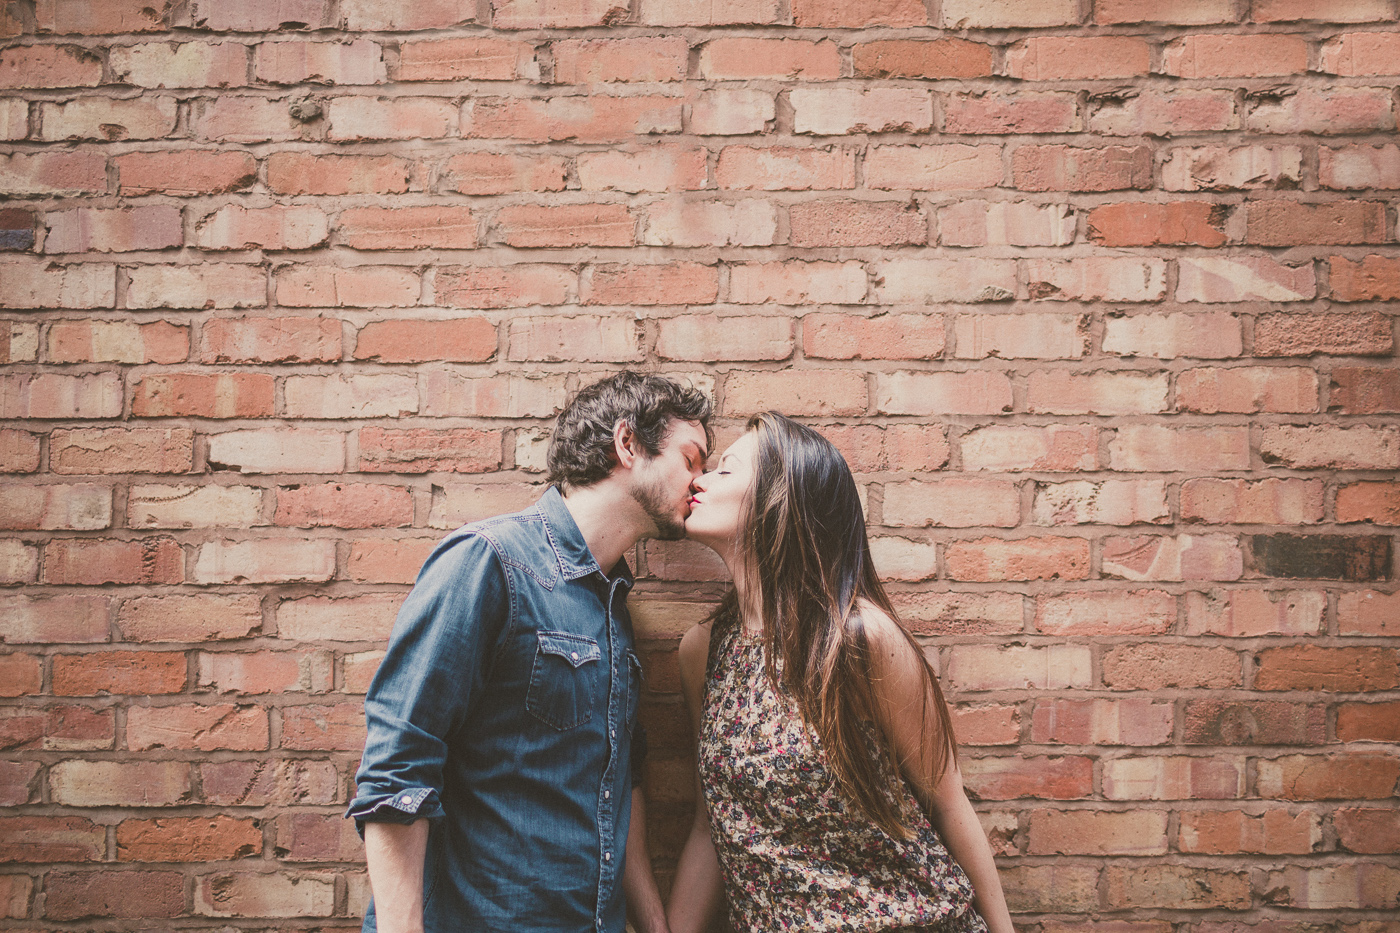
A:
684 430 758 555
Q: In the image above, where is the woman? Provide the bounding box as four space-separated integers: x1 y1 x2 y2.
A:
665 413 1014 933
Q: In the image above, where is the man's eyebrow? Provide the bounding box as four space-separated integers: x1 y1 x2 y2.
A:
687 440 709 462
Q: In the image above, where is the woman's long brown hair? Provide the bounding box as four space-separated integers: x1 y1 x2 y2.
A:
712 412 957 839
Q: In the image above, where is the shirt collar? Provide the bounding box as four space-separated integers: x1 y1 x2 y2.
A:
537 486 634 586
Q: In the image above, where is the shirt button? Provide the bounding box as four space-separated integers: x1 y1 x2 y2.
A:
610 729 615 738
571 651 579 661
604 790 610 799
604 852 611 861
400 795 411 805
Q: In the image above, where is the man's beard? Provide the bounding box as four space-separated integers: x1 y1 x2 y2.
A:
631 472 686 541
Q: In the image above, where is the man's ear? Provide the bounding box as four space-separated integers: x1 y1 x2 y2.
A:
612 419 639 470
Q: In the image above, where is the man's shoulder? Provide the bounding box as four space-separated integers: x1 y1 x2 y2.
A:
426 496 552 574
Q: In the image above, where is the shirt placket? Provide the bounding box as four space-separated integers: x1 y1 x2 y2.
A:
594 572 627 931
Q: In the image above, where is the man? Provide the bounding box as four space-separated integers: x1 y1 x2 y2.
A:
349 371 712 933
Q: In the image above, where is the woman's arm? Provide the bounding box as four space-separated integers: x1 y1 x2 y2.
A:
664 622 725 933
865 607 1016 933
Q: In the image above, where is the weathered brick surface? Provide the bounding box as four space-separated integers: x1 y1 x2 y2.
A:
2 5 1397 931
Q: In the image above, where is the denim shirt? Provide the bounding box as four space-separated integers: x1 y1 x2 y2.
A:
349 487 644 933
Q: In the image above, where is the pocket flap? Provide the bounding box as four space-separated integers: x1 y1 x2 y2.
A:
537 632 601 668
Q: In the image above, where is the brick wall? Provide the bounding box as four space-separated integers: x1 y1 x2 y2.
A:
2 0 1398 928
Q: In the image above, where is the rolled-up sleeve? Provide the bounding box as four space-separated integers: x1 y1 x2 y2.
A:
347 532 508 832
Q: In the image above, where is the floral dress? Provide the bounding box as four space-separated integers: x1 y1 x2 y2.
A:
699 621 990 933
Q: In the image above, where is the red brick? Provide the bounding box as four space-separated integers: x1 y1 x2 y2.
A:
791 87 932 135
281 702 365 750
1036 590 1176 635
354 318 494 364
0 43 103 87
655 315 792 362
2 372 123 418
884 477 1018 528
1184 700 1327 746
1334 808 1400 854
1106 866 1250 910
640 0 780 25
49 427 195 475
200 316 342 363
1256 312 1391 358
716 146 857 190
1090 89 1237 137
962 425 1098 472
1177 367 1317 414
1 704 114 751
954 313 1082 361
337 206 476 250
578 147 705 193
1033 479 1169 526
876 370 1011 416
792 0 926 26
463 95 683 142
893 591 1021 637
274 483 413 529
346 540 433 586
951 705 1019 746
117 816 261 862
0 654 41 697
803 313 943 361
194 870 336 918
1110 425 1250 472
1248 87 1394 135
704 38 840 81
197 649 333 694
420 372 566 418
869 536 938 582
1330 255 1400 301
116 149 256 197
999 866 1100 914
508 316 642 362
43 871 184 921
192 0 331 30
946 536 1089 582
863 143 1001 193
943 0 1078 26
437 263 574 308
1028 258 1166 302
0 815 105 862
789 199 926 248
41 95 178 141
193 96 306 143
852 39 993 79
1322 32 1400 77
276 265 419 308
1179 809 1320 855
45 203 184 253
1014 146 1153 191
582 262 716 306
1337 482 1400 525
341 0 476 30
1102 644 1241 690
126 263 265 309
0 429 40 473
944 92 1080 134
1248 200 1387 247
0 151 107 197
1255 646 1398 693
1027 370 1168 415
723 370 867 417
961 756 1094 800
1321 144 1400 190
496 203 635 248
116 594 260 643
1103 756 1245 801
1029 810 1169 856
1103 534 1244 582
644 199 778 248
268 152 415 195
1095 0 1234 23
644 540 728 582
206 428 345 473
1184 587 1326 639
255 38 384 85
1255 0 1391 21
1031 698 1174 746
47 319 187 364
0 261 117 310
1256 754 1400 800
325 95 456 141
691 88 777 135
200 758 339 806
941 201 1074 248
553 37 686 84
1087 202 1228 247
192 538 337 585
133 373 275 419
45 537 183 586
1006 36 1150 80
128 703 269 751
358 426 501 474
874 258 1016 304
1159 142 1299 190
0 483 110 530
1339 590 1400 636
730 260 865 305
196 205 328 251
1261 424 1399 470
1332 369 1400 416
0 761 39 807
276 812 364 862
52 650 186 696
4 594 110 644
110 40 247 89
1164 34 1307 78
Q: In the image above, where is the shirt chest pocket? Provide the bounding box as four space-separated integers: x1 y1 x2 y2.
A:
526 631 602 731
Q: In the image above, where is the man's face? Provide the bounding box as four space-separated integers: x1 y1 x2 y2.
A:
628 419 708 541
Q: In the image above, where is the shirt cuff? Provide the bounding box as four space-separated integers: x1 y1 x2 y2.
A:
346 786 443 834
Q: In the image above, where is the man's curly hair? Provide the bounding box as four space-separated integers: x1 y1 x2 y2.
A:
547 371 713 490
